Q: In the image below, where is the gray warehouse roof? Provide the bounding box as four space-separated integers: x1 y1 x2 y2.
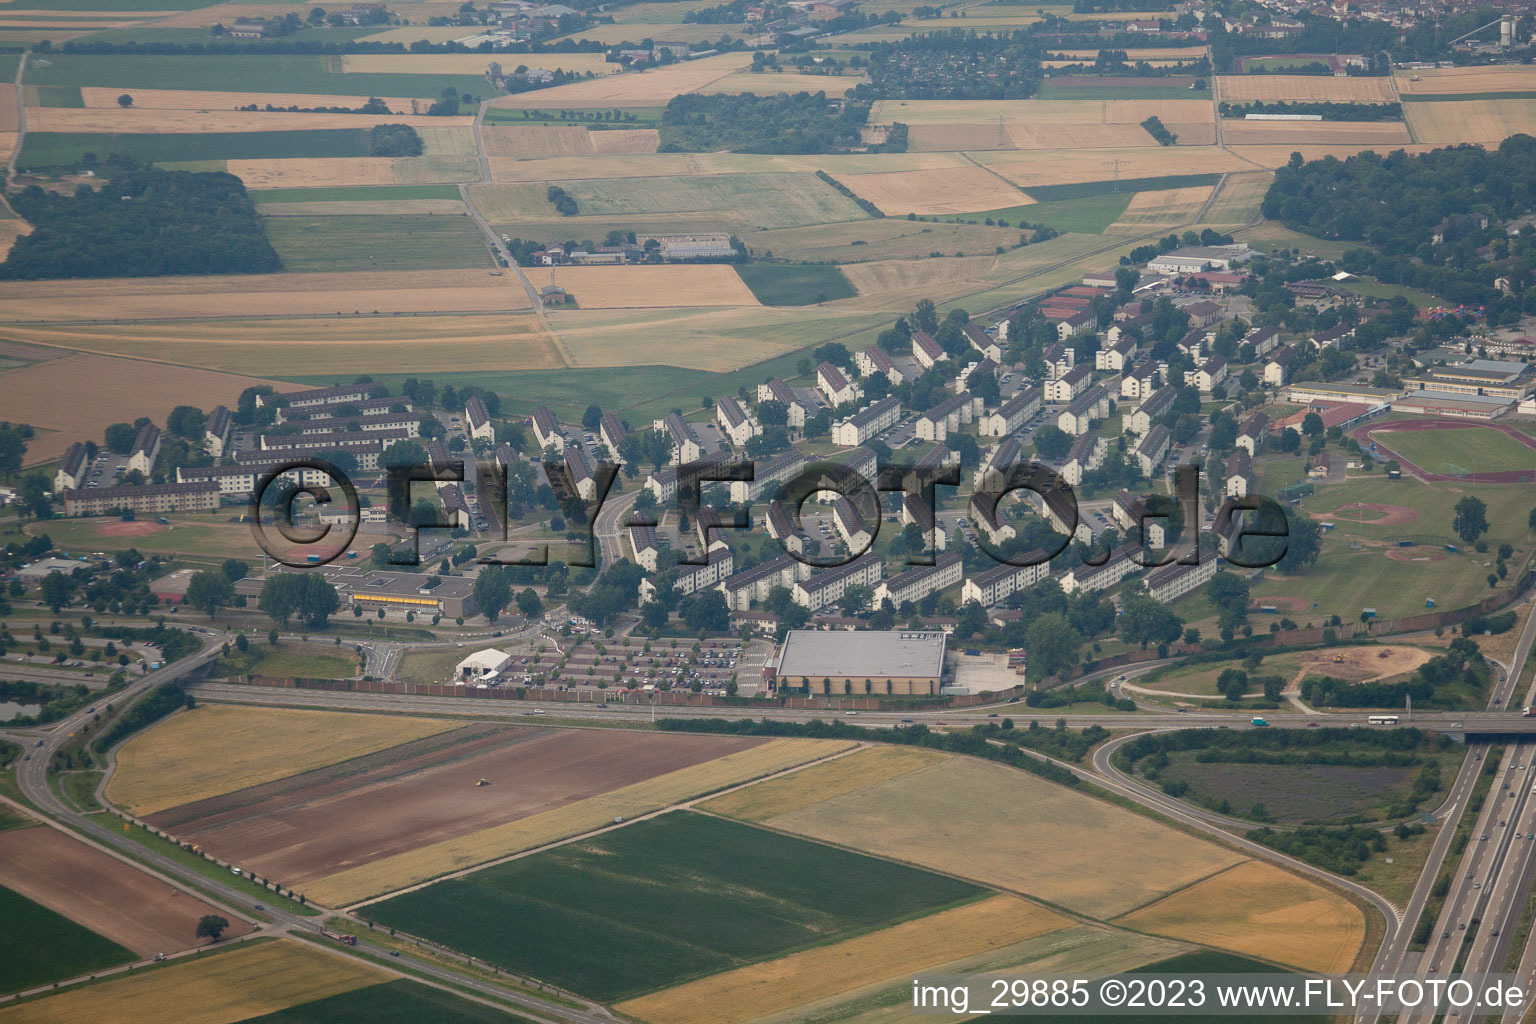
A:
775 629 946 679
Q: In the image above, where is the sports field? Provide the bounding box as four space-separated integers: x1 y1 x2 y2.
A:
364 811 984 1002
614 894 1067 1024
107 704 458 816
303 737 853 905
0 885 133 994
1367 425 1536 475
0 826 253 957
1116 860 1364 973
766 755 1246 918
0 940 386 1024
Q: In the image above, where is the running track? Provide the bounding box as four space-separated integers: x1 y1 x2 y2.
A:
1349 418 1536 483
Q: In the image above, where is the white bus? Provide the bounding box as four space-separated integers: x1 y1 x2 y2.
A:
1367 715 1400 725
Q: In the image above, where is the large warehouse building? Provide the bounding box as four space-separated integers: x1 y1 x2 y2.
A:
769 629 947 696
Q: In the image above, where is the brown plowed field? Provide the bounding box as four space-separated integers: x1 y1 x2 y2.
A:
0 827 251 956
149 727 765 885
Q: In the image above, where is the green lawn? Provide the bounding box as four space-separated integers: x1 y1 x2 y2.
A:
0 808 33 833
1367 426 1536 476
0 884 135 994
735 262 856 305
18 130 371 170
1339 279 1443 307
239 978 526 1023
22 55 491 100
365 811 983 1002
212 641 357 680
32 85 84 107
253 185 465 204
264 214 489 272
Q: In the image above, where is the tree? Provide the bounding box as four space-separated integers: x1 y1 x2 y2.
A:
104 422 137 453
117 93 133 107
1024 612 1080 680
682 589 729 633
17 474 51 520
1529 505 1536 532
581 405 603 431
166 405 206 440
516 587 543 619
1454 496 1489 546
1301 412 1324 437
1205 572 1250 619
1117 590 1182 649
1033 424 1071 460
1274 506 1323 573
196 915 229 942
186 570 235 620
221 558 250 582
41 571 73 613
474 565 512 622
1279 428 1301 454
0 422 28 479
258 573 339 629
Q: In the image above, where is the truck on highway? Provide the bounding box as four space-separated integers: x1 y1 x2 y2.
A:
1524 706 1534 717
319 928 357 946
1251 717 1269 727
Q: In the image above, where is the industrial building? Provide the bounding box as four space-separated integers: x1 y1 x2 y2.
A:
769 629 948 696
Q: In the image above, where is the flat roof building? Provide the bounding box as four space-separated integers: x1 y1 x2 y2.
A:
772 628 947 696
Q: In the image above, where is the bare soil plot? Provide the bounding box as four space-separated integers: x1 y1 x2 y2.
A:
767 756 1246 919
1115 860 1364 973
304 737 855 905
0 269 531 321
1395 65 1536 95
1405 97 1536 144
2 314 562 377
702 746 945 821
615 895 1068 1024
341 52 619 75
1216 75 1397 103
831 165 1028 215
1294 644 1434 683
0 827 252 956
524 263 759 307
78 87 428 113
482 125 658 158
693 70 858 96
0 84 16 133
152 727 770 887
1220 119 1412 146
108 704 459 816
0 353 301 467
0 940 386 1024
488 50 751 108
1104 184 1213 233
25 107 472 133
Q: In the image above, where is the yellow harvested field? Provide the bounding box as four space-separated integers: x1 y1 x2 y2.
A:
1197 169 1272 227
1405 97 1536 144
1116 860 1365 973
767 756 1246 919
871 98 1214 125
0 354 302 467
979 146 1258 188
616 896 1068 1024
843 252 1006 298
909 121 1156 151
361 24 478 42
107 705 458 816
0 269 531 321
831 166 1027 215
482 125 659 158
225 155 479 187
26 106 472 133
693 70 858 96
701 746 945 821
0 941 386 1024
308 737 855 905
524 264 760 307
1 313 562 376
489 150 965 182
1227 142 1437 167
490 51 752 107
0 215 29 261
1220 119 1412 146
1396 64 1536 94
1216 74 1397 103
78 87 427 112
1105 184 1213 234
341 52 619 75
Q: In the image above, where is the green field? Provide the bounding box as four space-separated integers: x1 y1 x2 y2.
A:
963 193 1136 234
212 641 357 680
0 808 33 833
365 811 982 1002
1368 426 1536 476
735 262 857 305
0 884 135 993
18 130 372 170
253 185 465 204
32 85 84 108
22 55 491 100
264 214 488 272
1247 472 1534 621
1339 279 1443 307
239 978 524 1023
